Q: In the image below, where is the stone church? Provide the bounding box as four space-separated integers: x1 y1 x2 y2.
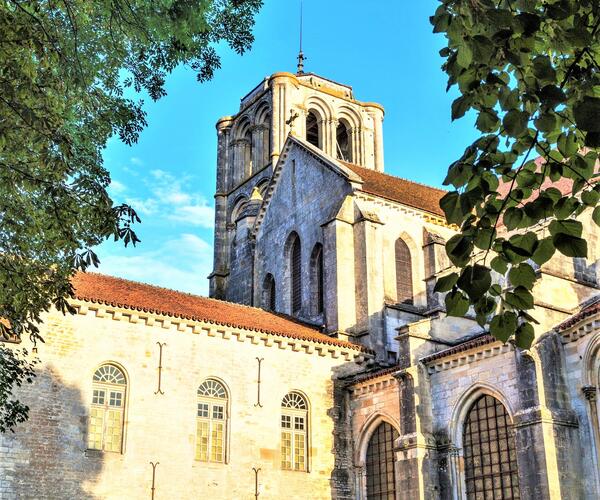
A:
2 69 600 500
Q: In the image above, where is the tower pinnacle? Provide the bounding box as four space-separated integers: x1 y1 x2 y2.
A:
296 1 306 74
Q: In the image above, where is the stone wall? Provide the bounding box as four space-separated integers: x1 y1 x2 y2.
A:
0 303 363 500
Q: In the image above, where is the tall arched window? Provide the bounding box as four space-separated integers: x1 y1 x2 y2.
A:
365 422 398 499
88 364 127 452
311 244 324 315
196 379 229 463
290 233 302 314
306 111 320 149
263 273 276 311
336 121 351 162
395 238 414 305
281 392 308 471
463 395 520 499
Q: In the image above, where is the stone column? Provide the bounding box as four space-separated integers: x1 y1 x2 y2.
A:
582 385 600 480
270 82 281 162
209 117 233 299
393 367 440 500
367 106 384 172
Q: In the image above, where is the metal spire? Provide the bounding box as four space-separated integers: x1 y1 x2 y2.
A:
296 1 306 74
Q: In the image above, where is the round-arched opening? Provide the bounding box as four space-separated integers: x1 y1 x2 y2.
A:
306 111 320 149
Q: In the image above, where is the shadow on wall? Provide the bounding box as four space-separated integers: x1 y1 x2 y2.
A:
0 365 103 499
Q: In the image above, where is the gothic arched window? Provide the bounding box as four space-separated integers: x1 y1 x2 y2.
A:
311 244 324 315
365 422 398 499
306 112 320 149
336 121 351 162
395 238 413 305
281 392 308 471
196 379 229 463
463 395 520 499
290 233 302 314
88 364 127 453
263 273 276 311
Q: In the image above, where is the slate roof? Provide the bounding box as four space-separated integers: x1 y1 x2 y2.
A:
71 273 365 351
340 161 447 217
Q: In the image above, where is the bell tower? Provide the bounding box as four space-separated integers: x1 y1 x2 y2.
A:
208 71 385 302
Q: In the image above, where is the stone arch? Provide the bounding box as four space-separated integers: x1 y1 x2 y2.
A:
231 116 252 183
355 412 401 467
582 331 600 387
450 383 517 499
262 273 276 311
253 101 271 169
230 195 248 223
255 179 270 198
393 231 420 306
450 382 515 447
336 118 352 163
306 96 333 152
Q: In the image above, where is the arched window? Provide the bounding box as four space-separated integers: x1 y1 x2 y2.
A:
196 379 228 463
263 273 276 311
281 392 308 471
395 238 414 305
463 395 520 499
336 121 351 162
365 422 398 499
88 364 127 452
311 244 324 315
290 233 302 313
306 111 320 149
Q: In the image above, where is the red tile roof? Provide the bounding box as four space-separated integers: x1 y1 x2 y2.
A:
420 334 497 364
71 273 365 351
556 299 600 331
340 162 447 217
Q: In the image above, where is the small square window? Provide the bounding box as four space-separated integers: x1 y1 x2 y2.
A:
109 391 122 407
92 390 105 405
294 416 305 430
212 405 224 420
198 403 209 418
281 415 291 429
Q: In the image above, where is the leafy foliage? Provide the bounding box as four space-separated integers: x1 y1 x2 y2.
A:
431 0 600 346
0 347 37 433
0 0 261 431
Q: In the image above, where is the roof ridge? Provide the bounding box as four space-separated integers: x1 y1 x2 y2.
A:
339 161 448 194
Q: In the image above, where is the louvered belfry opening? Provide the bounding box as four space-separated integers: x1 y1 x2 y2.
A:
306 112 320 149
366 422 398 500
336 122 351 162
291 235 302 314
463 395 521 499
395 238 413 305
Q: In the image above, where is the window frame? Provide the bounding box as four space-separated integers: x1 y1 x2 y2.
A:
280 392 309 472
196 378 230 464
365 421 399 499
395 238 414 305
87 363 127 454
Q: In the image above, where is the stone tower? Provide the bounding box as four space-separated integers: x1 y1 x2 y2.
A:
208 71 385 303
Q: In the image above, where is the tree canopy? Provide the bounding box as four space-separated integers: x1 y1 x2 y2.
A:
0 0 261 431
431 0 600 347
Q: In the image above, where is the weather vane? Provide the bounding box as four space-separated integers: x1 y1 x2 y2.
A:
296 0 306 74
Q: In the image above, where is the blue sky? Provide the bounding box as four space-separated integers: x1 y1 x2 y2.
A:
97 0 478 295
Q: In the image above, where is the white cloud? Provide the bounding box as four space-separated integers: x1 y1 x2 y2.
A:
130 157 144 166
97 233 213 295
109 180 127 194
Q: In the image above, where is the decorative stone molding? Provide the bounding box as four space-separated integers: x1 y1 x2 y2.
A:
72 300 368 362
423 340 512 374
583 385 597 401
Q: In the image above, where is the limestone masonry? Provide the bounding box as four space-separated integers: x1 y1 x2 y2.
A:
2 70 600 499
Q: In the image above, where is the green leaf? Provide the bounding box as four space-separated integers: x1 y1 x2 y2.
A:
451 96 470 121
476 109 500 133
445 289 470 317
457 42 473 68
557 133 578 158
503 207 524 231
532 56 556 81
505 286 534 310
534 113 556 133
440 191 465 225
582 190 599 207
503 110 529 137
491 256 509 275
593 206 600 227
515 322 535 349
574 97 600 132
552 233 588 258
474 228 496 250
585 132 600 148
548 219 583 238
490 311 518 343
457 265 492 301
538 85 566 108
434 273 459 293
508 263 537 289
446 235 474 267
531 237 555 266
